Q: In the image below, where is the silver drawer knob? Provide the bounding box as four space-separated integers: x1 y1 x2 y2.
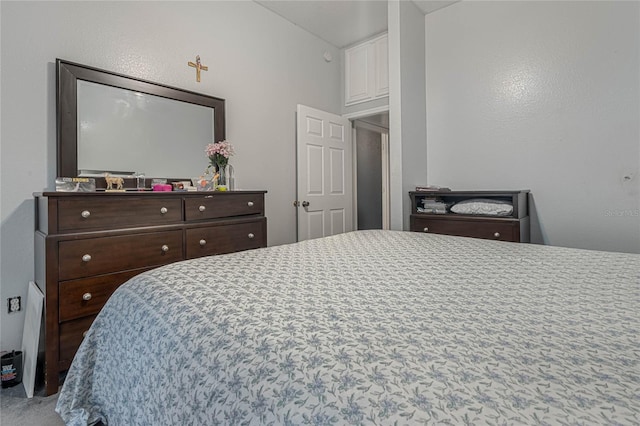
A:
82 254 92 262
248 233 255 239
199 205 206 212
247 201 254 207
160 207 168 214
82 292 92 301
199 239 206 246
161 245 169 252
494 232 501 238
423 227 429 232
82 330 88 338
81 210 91 218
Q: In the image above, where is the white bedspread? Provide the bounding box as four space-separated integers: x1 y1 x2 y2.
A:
57 230 640 425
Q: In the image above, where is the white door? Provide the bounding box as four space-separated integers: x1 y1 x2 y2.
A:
296 104 353 241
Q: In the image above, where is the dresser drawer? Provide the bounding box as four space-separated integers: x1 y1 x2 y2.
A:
185 219 266 259
59 315 96 368
59 269 146 322
411 215 520 242
184 193 264 221
58 197 182 232
58 230 183 281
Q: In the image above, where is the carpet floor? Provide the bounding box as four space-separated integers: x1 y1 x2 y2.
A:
0 383 64 426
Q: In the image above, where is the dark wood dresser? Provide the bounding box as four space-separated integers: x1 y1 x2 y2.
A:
34 190 267 395
409 190 530 242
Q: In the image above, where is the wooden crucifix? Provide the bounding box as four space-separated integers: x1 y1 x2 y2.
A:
188 55 208 82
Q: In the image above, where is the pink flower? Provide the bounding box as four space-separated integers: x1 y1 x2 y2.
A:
205 140 234 168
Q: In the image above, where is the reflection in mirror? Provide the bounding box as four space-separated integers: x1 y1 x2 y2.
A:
77 80 215 178
56 59 226 182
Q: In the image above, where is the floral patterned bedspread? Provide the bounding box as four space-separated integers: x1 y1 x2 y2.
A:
56 230 640 425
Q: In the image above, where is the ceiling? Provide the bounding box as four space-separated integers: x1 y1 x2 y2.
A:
255 0 459 49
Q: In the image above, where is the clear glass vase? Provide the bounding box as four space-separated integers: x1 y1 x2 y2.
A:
214 164 228 191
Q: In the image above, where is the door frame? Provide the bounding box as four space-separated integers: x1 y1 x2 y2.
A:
344 106 391 231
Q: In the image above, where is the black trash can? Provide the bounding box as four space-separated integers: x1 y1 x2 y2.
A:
1 351 23 388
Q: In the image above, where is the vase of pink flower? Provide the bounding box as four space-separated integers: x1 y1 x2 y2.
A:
205 140 234 191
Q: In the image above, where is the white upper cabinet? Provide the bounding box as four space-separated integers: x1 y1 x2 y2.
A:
373 36 389 97
344 33 389 106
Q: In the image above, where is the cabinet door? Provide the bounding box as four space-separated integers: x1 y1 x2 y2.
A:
374 36 389 97
344 34 388 106
345 42 372 105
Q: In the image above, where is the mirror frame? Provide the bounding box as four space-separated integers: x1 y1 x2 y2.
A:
56 58 225 179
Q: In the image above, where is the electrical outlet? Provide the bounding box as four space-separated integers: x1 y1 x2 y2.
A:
7 297 21 313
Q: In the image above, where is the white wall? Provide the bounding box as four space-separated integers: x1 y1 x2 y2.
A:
388 0 428 230
425 1 639 253
0 1 341 351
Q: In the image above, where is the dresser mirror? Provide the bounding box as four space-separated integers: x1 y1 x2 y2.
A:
57 59 225 183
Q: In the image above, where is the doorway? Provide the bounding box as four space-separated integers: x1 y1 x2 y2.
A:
353 112 390 230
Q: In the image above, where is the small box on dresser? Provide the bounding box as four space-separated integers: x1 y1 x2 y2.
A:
34 190 267 395
409 190 530 243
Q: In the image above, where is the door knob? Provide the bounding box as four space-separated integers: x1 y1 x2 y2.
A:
302 201 310 207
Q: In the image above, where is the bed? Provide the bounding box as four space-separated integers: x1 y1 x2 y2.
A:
56 230 639 425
